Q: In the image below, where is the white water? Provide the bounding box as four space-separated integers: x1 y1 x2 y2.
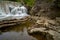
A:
0 5 29 20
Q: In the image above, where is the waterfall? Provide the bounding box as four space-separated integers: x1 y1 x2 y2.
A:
0 5 29 20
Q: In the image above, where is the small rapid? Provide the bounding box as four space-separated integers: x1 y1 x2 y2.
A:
0 5 29 20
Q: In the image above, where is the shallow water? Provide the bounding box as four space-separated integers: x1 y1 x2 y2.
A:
0 1 47 40
0 27 37 40
0 5 47 40
0 21 47 40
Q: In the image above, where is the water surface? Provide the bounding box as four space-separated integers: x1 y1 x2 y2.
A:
0 21 47 40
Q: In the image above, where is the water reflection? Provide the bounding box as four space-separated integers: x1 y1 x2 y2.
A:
0 27 37 40
0 19 47 40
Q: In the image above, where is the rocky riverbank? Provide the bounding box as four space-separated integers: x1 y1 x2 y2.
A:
28 16 60 40
0 1 60 40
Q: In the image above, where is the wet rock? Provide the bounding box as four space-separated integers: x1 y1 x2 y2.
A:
0 16 30 28
28 27 60 40
28 17 60 40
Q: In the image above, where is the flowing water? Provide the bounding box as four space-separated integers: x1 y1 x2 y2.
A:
0 3 29 20
0 1 47 40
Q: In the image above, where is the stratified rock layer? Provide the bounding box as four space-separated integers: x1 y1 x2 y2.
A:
28 17 60 40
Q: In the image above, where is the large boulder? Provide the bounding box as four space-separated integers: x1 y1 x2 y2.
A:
28 17 60 40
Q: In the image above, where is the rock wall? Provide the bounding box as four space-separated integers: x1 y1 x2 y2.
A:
30 0 60 19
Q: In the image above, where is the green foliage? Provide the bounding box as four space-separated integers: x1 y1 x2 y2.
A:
8 0 35 7
24 0 35 7
8 0 20 2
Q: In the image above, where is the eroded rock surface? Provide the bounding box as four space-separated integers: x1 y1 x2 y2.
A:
29 0 60 39
28 17 60 40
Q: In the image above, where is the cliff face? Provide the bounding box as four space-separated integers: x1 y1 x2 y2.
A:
30 0 60 19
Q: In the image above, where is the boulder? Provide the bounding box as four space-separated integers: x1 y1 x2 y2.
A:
28 17 60 40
